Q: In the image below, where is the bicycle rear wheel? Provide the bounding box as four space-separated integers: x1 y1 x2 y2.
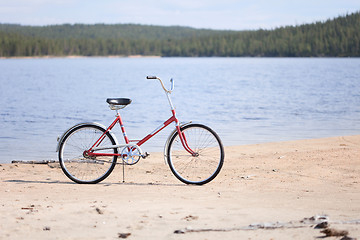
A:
166 124 224 185
58 124 118 184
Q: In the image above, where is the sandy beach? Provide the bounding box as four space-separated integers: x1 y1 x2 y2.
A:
1 135 359 239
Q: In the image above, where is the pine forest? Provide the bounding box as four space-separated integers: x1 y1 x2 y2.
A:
0 11 359 57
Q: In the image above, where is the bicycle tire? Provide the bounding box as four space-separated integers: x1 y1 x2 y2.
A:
166 124 224 185
58 124 118 184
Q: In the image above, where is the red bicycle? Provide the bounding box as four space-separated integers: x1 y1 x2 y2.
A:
57 76 224 185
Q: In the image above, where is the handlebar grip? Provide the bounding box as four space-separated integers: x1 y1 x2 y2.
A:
146 76 157 79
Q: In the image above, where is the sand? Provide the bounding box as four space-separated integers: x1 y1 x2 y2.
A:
1 135 359 239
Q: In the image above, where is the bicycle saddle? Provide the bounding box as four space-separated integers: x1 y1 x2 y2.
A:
106 98 132 106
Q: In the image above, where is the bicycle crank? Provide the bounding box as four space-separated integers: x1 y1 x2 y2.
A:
121 147 142 165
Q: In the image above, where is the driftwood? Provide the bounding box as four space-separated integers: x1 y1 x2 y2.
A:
11 160 56 164
174 215 360 235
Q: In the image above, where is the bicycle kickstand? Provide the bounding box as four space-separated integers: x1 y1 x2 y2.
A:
122 162 125 183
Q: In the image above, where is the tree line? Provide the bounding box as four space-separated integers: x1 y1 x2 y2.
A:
0 11 359 57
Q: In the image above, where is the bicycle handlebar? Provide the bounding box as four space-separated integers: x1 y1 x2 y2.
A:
146 76 174 93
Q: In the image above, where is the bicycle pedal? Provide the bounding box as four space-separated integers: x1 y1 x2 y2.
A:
142 152 150 159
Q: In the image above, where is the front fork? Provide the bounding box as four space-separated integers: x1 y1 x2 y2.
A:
175 125 198 157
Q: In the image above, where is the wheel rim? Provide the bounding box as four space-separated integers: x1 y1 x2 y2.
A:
168 126 223 184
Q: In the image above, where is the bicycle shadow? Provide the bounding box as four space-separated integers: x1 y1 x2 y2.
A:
3 179 187 187
105 182 186 187
3 179 74 184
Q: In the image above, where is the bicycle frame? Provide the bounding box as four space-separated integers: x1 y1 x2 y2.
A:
86 77 196 158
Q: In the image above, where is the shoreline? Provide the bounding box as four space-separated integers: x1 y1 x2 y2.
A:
1 135 359 239
0 55 162 60
2 134 359 164
1 55 359 60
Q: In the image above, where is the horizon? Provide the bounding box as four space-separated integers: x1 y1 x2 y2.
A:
1 1 360 31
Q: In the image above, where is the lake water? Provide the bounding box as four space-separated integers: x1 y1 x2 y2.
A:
0 57 359 163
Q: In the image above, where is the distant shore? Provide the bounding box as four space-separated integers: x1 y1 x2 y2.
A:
0 55 162 60
1 12 360 58
2 55 359 60
1 135 359 239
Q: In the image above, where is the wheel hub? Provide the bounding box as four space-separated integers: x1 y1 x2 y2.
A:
83 151 96 159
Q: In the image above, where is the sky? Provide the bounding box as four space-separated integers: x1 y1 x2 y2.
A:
0 0 360 30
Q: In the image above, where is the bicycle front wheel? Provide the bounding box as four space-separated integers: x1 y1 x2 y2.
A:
167 124 224 185
58 124 118 184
